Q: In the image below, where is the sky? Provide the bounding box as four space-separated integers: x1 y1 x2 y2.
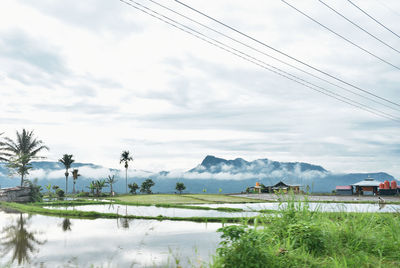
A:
0 0 399 177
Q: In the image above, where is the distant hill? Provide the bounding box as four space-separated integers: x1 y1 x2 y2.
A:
0 156 396 193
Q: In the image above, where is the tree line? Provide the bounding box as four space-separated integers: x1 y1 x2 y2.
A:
0 129 186 196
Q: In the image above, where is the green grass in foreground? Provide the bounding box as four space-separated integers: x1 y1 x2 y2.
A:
113 193 261 204
212 197 400 268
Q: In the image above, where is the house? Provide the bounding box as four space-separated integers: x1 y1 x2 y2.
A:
265 181 301 194
336 185 353 195
352 178 382 196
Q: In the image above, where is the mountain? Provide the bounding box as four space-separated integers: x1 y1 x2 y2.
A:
0 156 396 193
190 155 327 174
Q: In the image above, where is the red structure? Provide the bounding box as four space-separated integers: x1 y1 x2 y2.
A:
391 180 398 190
384 180 390 189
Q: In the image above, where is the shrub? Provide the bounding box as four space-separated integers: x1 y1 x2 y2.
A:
76 191 90 197
56 188 65 198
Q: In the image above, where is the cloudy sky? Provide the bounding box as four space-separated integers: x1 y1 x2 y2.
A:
1 0 399 177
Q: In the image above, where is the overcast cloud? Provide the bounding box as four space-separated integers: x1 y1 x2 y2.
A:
0 0 399 177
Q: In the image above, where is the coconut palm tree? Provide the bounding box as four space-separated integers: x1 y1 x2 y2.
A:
71 169 80 194
120 150 133 194
0 132 8 162
2 129 49 186
106 175 117 195
59 154 74 194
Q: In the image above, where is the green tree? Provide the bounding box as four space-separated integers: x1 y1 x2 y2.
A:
7 154 33 185
128 182 139 194
140 179 155 194
58 154 74 194
45 183 52 197
86 181 96 196
94 179 107 197
106 175 117 195
120 150 133 194
2 129 49 186
71 169 80 194
175 182 186 194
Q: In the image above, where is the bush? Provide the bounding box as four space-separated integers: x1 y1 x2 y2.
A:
212 196 400 267
23 179 43 202
56 188 65 198
76 191 90 197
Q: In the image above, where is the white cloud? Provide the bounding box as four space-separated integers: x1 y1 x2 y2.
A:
0 0 399 178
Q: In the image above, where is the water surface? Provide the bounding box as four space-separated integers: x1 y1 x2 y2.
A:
0 209 223 267
196 202 400 213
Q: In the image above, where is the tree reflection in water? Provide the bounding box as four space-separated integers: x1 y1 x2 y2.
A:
61 218 72 232
0 213 46 265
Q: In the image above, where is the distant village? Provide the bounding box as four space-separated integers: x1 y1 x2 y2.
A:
248 178 400 196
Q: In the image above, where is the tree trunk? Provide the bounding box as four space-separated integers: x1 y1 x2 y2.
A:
73 181 76 194
20 173 24 187
125 168 128 194
65 171 69 194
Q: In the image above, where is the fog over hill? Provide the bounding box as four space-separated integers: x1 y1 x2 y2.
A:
0 156 396 193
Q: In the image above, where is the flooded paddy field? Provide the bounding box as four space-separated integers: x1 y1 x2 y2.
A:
197 201 400 213
0 208 223 267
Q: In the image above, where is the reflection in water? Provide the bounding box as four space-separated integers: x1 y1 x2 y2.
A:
61 218 72 232
117 205 130 229
0 214 46 265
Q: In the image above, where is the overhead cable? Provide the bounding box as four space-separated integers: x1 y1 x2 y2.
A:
144 0 400 113
173 0 400 109
319 0 400 54
347 0 400 40
281 0 400 71
119 0 400 122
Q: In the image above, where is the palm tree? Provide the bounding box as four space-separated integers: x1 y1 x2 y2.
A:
94 179 107 197
2 129 49 186
120 150 133 194
106 175 117 195
59 154 74 194
71 169 81 194
0 132 8 162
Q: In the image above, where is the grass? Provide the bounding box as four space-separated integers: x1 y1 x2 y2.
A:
0 201 256 223
212 196 400 268
113 193 261 204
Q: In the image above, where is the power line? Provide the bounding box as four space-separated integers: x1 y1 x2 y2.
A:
348 0 400 40
281 0 400 71
173 0 400 109
319 0 400 54
147 0 400 113
373 0 400 18
119 0 400 122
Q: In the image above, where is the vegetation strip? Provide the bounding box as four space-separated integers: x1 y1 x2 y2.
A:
34 199 246 212
0 202 256 223
212 199 400 267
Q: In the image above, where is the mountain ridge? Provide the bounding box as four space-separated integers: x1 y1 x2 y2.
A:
0 156 396 193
